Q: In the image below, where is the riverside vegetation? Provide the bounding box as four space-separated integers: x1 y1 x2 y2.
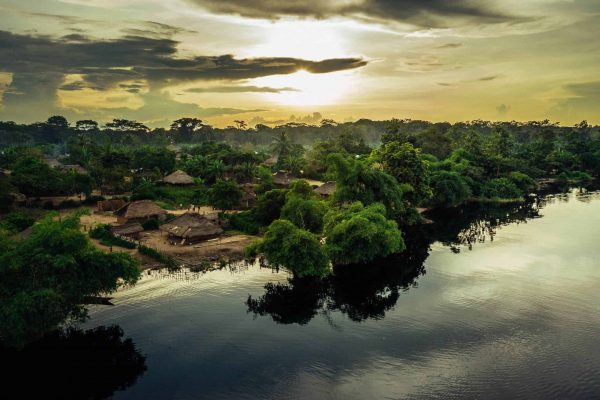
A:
1 116 599 346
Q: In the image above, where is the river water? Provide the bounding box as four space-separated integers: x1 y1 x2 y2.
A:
21 190 600 399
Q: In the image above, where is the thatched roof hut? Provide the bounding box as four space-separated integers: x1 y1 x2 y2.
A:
272 171 292 187
0 168 11 178
114 200 166 223
262 155 278 167
97 199 126 212
159 213 223 243
314 181 336 197
162 170 194 185
111 222 143 238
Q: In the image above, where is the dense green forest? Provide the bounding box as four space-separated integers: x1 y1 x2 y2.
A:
1 115 599 345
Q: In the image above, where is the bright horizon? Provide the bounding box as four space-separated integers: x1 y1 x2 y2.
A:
0 0 599 127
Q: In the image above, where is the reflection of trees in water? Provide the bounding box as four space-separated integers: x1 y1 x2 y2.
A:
247 197 552 325
425 198 544 252
1 325 146 400
246 229 429 324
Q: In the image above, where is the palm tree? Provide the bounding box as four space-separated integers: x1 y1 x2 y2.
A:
270 131 292 160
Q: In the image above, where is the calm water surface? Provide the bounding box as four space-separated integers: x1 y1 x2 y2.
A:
34 191 600 398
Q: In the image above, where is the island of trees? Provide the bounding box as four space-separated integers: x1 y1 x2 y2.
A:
1 115 598 346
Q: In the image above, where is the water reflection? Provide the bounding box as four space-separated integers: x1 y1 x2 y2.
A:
1 325 146 400
247 198 548 325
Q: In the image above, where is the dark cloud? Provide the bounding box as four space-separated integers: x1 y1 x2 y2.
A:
437 43 463 49
0 30 366 121
550 81 600 121
477 75 501 81
186 0 529 28
185 85 299 93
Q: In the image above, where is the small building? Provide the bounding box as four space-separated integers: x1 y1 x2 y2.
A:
240 183 257 209
111 222 144 239
162 170 194 186
97 199 127 212
114 200 167 224
0 168 11 178
262 155 278 167
272 171 292 187
314 181 336 197
159 213 223 244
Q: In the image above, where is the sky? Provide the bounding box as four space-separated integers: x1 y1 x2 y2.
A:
0 0 598 127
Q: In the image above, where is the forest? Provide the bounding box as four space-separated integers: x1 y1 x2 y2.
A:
1 115 599 346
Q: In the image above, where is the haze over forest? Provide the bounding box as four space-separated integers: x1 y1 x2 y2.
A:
0 0 599 127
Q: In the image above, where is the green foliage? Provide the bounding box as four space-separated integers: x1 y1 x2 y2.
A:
429 171 472 208
508 172 537 194
208 179 243 210
327 153 406 219
132 146 176 176
0 212 140 347
249 220 330 278
281 197 328 233
89 224 136 249
0 212 35 233
374 141 432 206
10 156 61 197
323 202 405 266
255 189 288 225
557 170 593 186
481 178 523 200
229 211 262 235
255 166 275 194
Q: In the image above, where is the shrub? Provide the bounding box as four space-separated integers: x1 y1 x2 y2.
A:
429 171 472 207
481 178 523 199
508 172 537 194
138 245 178 268
89 224 136 249
0 212 36 233
229 211 261 235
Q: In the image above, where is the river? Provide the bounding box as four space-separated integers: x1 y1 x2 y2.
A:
17 190 600 399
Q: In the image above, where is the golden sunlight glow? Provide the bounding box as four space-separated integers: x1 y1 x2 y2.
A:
250 70 356 106
246 20 348 60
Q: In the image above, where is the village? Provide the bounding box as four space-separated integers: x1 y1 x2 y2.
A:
60 167 336 271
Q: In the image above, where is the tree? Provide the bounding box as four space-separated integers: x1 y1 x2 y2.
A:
327 153 406 219
208 179 242 210
170 118 205 141
248 220 330 278
481 178 523 199
132 147 176 176
234 120 247 130
75 120 99 132
0 211 140 347
255 189 288 225
374 141 432 206
324 202 405 266
270 131 293 160
429 171 472 207
281 197 328 233
105 119 149 134
46 115 69 129
10 156 61 197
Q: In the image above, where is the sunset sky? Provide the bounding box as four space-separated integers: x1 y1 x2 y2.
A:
0 0 598 127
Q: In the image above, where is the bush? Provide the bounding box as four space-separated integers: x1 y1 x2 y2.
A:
229 211 262 235
89 224 136 249
280 197 328 233
508 172 537 194
249 220 330 278
324 202 404 266
481 178 523 199
0 212 36 233
142 218 160 231
429 171 472 207
255 189 288 225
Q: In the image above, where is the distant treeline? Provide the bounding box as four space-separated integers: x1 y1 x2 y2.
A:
1 116 598 148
